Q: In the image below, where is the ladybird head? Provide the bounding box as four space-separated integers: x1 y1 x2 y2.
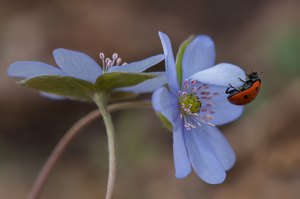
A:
247 71 260 82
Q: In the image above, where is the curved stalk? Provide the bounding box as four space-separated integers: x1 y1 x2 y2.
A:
93 92 116 199
28 100 151 199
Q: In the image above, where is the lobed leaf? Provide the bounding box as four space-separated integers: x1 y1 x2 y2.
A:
95 72 157 91
19 75 96 101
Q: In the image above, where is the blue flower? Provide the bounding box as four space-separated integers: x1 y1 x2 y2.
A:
8 48 166 99
152 32 246 184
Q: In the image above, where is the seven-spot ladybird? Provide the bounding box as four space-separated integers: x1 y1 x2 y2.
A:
226 72 261 105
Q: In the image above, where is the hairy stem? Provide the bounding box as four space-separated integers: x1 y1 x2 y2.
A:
28 100 151 199
93 92 116 199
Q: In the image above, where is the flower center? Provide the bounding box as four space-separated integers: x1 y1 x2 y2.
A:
178 79 218 130
99 52 127 72
179 93 202 114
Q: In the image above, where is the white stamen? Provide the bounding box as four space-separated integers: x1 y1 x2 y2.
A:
99 53 105 59
207 122 216 127
111 53 118 66
107 60 112 67
99 52 125 72
105 58 110 64
112 53 118 60
178 80 218 130
116 58 122 66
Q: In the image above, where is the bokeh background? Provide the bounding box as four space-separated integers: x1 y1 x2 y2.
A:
1 0 300 198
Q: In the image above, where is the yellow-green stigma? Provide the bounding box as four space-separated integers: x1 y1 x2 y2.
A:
179 93 202 115
179 80 217 130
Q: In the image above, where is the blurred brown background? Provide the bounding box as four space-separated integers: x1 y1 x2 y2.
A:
1 0 300 198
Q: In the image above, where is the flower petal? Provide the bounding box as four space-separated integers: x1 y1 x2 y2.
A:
116 72 167 94
108 54 165 73
202 85 244 125
53 48 102 83
185 127 226 184
158 32 179 94
210 102 244 126
7 61 65 78
152 87 192 178
201 125 236 170
151 87 179 123
182 35 215 81
172 118 192 179
190 63 246 87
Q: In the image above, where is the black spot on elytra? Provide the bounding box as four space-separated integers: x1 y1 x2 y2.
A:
244 95 248 99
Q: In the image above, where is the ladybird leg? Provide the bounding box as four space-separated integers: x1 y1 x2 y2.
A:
225 86 231 94
229 83 239 89
226 83 237 94
238 78 246 83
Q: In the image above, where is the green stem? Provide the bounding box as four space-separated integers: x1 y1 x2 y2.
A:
27 100 151 199
93 92 116 199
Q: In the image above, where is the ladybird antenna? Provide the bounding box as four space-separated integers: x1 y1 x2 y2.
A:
259 71 264 78
249 67 254 74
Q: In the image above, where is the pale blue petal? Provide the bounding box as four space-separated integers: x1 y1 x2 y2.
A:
190 63 246 87
158 32 179 94
53 48 102 83
185 127 226 184
210 101 244 126
7 61 65 78
116 72 167 94
172 117 192 179
40 92 65 100
201 85 244 125
182 35 215 81
108 54 165 73
201 125 236 171
152 87 192 177
151 87 179 123
152 87 191 178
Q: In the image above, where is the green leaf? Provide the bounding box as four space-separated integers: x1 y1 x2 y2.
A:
175 35 195 88
157 112 172 132
95 72 156 91
19 75 96 101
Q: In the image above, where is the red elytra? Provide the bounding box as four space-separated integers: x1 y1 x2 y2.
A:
226 72 261 106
